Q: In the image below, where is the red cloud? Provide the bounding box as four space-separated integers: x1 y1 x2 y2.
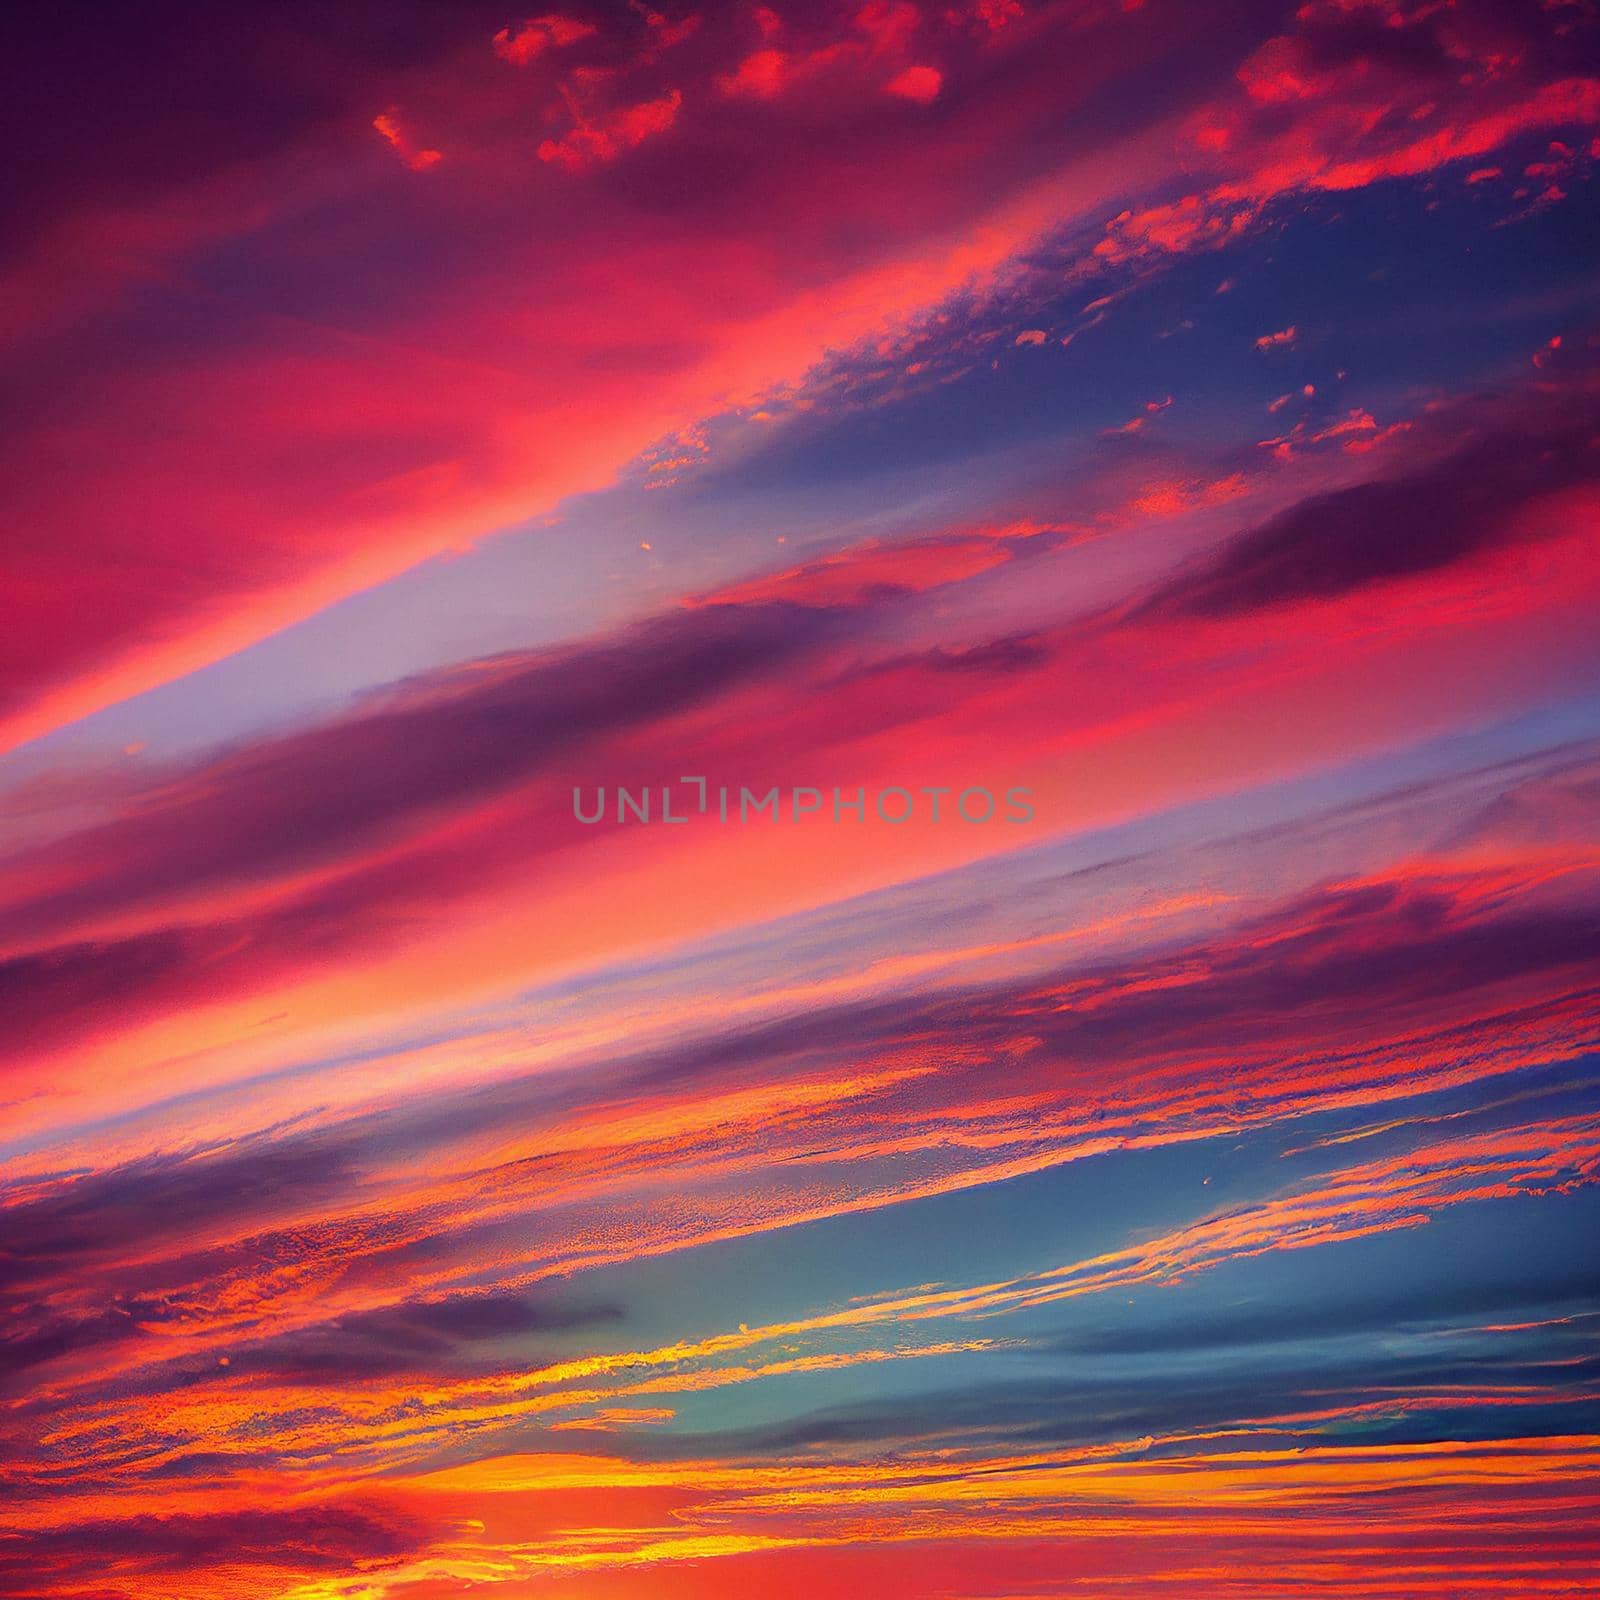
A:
1093 193 1263 265
720 47 790 98
687 528 1022 608
886 63 943 103
371 111 441 172
492 13 597 66
538 88 684 169
969 0 1025 28
856 0 921 53
719 0 937 104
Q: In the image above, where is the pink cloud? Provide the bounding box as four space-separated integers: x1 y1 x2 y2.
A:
1093 194 1263 265
1084 6 1600 274
492 14 597 67
886 63 944 103
371 111 441 172
855 0 921 53
1257 406 1412 460
538 89 684 169
720 47 790 98
971 0 1025 29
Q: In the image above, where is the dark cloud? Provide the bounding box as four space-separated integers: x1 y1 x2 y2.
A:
1136 390 1600 619
0 1140 356 1293
0 1122 621 1384
0 1502 426 1586
0 1302 149 1382
0 0 511 261
1038 1268 1600 1358
1294 0 1600 88
922 633 1054 673
2 600 844 951
998 884 1600 1072
656 1344 1600 1462
230 1288 625 1384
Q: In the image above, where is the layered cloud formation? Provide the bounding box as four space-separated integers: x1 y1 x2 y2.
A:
3 2 1599 1597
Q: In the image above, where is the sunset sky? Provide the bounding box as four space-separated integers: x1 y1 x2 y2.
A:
2 1 1599 1596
